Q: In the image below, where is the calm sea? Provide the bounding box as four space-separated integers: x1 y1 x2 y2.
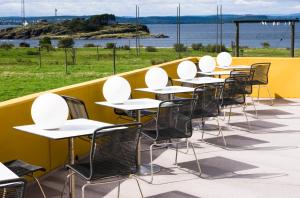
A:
0 23 299 48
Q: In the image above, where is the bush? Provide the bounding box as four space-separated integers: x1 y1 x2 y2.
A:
191 43 203 51
26 50 39 55
0 43 14 50
105 42 115 49
39 37 53 51
203 44 228 53
261 42 270 48
122 45 130 50
151 59 167 65
58 37 74 48
19 42 30 48
174 43 187 52
145 46 157 52
84 43 96 47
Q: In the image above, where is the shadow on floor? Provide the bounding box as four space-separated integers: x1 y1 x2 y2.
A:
229 120 286 132
246 109 292 116
203 135 268 149
147 191 200 198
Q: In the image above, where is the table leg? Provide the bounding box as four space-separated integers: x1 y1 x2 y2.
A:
136 110 161 176
68 138 76 198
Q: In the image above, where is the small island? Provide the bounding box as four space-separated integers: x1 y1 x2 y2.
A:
0 14 168 39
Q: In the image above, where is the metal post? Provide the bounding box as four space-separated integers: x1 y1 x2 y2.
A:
135 5 138 56
220 5 223 52
291 22 295 57
216 5 219 53
38 47 41 68
178 4 181 58
64 48 68 74
97 45 100 61
235 22 240 57
113 44 116 75
138 6 141 55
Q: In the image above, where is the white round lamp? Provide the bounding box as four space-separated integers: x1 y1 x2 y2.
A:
217 52 232 67
177 61 197 80
199 55 216 72
103 76 131 104
145 68 168 90
31 93 69 130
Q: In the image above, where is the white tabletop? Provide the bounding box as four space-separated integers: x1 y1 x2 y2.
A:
198 71 231 76
135 86 195 95
217 65 251 70
174 77 225 85
14 119 113 140
96 98 161 111
0 163 19 181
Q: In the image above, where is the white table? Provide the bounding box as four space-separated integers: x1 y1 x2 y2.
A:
198 71 231 78
217 65 251 70
14 119 113 198
0 162 19 181
96 98 162 175
135 86 195 99
174 77 225 85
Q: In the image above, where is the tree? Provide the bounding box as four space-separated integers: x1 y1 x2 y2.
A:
58 37 74 48
261 42 270 48
39 37 52 51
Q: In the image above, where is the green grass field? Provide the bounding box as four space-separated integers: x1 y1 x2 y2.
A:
0 47 299 102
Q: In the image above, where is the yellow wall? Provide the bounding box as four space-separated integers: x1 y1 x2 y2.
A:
0 56 299 176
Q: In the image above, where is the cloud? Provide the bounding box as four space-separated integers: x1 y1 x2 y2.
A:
0 0 299 17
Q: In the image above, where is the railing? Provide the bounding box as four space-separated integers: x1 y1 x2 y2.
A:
0 56 299 176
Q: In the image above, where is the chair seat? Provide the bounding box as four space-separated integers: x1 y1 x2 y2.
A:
221 98 245 107
67 160 136 181
251 80 267 85
143 127 190 141
192 109 219 119
4 160 46 177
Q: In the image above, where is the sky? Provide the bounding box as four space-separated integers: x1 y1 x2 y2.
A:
1 0 300 17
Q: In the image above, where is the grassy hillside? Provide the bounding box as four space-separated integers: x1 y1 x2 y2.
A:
0 47 299 102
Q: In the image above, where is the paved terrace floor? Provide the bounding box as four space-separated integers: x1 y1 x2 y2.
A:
26 98 300 198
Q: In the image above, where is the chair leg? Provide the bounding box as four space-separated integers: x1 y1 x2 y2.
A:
243 105 251 130
188 141 202 176
257 85 261 103
133 177 144 198
32 175 47 198
60 172 74 198
250 95 258 118
217 116 227 147
117 181 121 198
175 143 179 165
82 183 90 198
265 85 274 106
186 138 189 153
228 105 233 123
149 144 155 184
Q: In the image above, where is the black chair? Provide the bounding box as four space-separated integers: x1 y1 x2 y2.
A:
230 68 258 117
192 85 226 147
250 63 273 105
61 123 144 198
61 95 89 119
0 178 27 198
3 160 46 198
142 99 201 183
220 76 251 130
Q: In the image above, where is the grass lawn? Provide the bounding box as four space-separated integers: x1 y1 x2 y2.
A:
0 47 299 102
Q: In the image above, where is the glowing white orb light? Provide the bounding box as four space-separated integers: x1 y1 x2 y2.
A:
177 61 197 80
145 68 168 90
217 52 232 67
199 55 216 72
31 93 69 130
103 76 131 104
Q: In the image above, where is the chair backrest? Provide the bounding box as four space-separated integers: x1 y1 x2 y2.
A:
230 68 255 95
155 77 174 101
0 178 27 198
220 77 246 106
88 123 142 180
192 84 221 119
154 99 195 140
251 63 271 85
61 95 89 119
